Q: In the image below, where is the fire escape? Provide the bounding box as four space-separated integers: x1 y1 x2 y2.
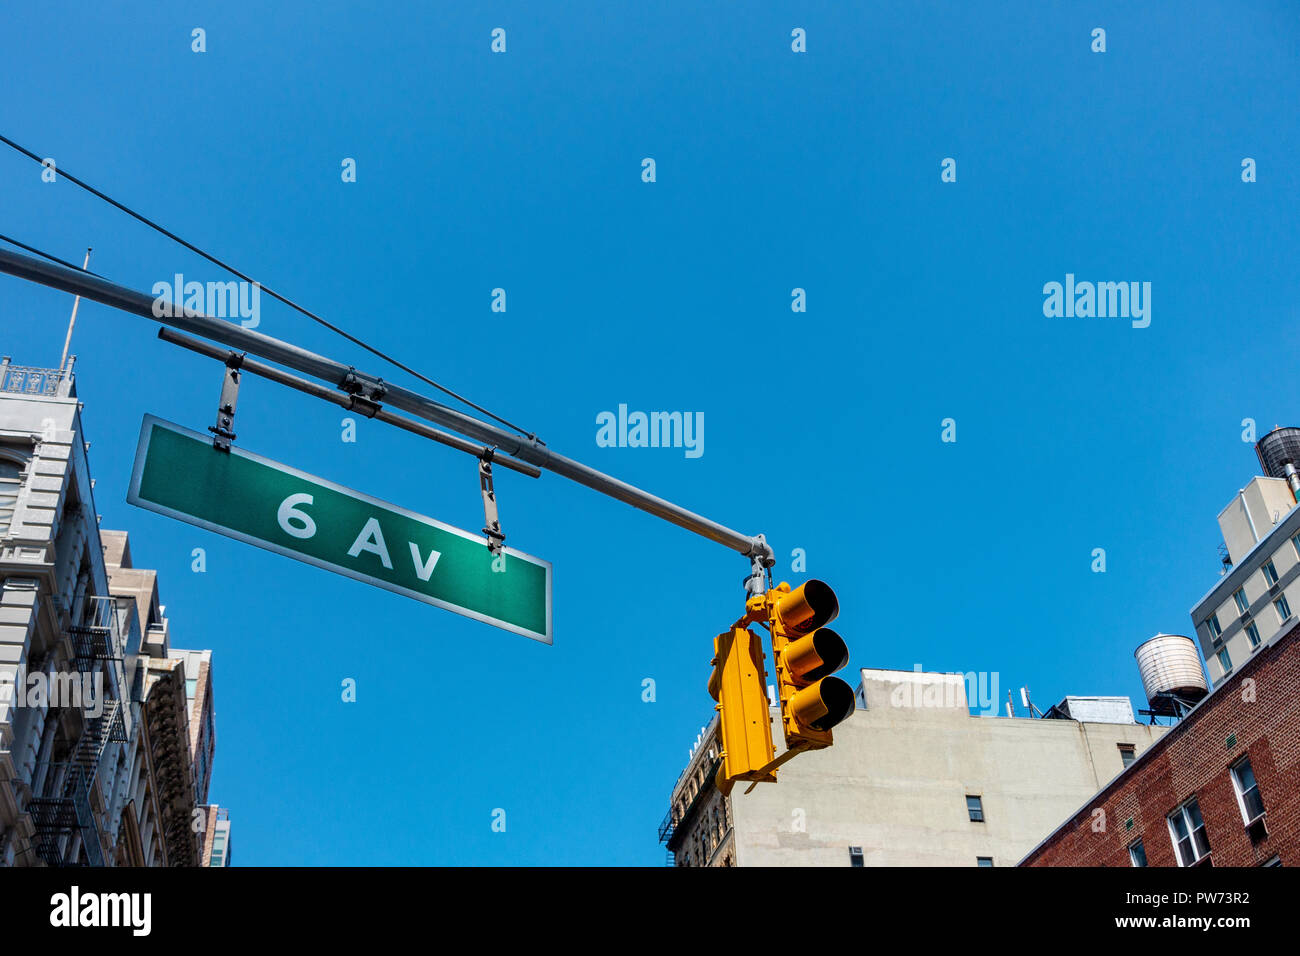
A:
26 595 127 867
658 752 723 867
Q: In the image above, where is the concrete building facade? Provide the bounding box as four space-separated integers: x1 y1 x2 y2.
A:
1192 476 1300 687
1021 620 1299 867
661 667 1166 867
198 804 232 867
0 356 225 866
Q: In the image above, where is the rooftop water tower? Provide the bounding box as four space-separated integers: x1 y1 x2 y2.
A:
1134 634 1208 722
1256 426 1300 496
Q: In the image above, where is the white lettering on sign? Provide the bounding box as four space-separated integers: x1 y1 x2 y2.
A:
409 542 442 581
279 494 442 580
348 516 393 569
278 494 317 539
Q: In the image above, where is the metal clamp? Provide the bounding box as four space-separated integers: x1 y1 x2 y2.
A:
479 451 505 555
744 533 776 595
340 368 387 419
208 352 244 451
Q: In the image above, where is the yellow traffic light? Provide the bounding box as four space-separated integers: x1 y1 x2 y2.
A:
708 626 776 795
770 580 854 749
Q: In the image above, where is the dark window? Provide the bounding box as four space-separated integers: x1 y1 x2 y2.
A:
966 795 984 822
1262 560 1279 586
1168 798 1211 867
1118 744 1136 769
1275 595 1292 623
848 846 863 868
976 857 994 867
1232 758 1265 823
0 456 23 535
1128 839 1147 867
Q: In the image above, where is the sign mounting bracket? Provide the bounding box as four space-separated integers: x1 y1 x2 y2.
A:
209 351 244 452
479 451 506 555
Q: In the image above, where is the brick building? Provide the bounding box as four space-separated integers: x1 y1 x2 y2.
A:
1020 620 1299 867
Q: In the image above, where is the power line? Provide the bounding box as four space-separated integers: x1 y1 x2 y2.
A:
0 233 102 276
0 133 538 441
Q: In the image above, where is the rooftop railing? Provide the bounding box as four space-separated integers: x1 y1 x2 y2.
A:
0 356 75 398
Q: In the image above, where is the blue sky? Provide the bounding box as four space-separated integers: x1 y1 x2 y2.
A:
2 2 1298 864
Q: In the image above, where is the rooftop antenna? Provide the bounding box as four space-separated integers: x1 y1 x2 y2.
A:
1020 686 1044 718
58 247 92 374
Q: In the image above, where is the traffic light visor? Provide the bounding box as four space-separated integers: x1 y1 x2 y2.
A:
775 579 839 634
782 627 849 684
789 676 856 732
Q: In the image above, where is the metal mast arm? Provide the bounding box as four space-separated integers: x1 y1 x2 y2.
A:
0 247 775 566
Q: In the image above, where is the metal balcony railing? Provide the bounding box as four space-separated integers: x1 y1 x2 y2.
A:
0 357 73 398
69 595 125 666
27 764 104 867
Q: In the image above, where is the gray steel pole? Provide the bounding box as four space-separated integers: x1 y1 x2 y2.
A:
157 327 543 478
0 247 775 564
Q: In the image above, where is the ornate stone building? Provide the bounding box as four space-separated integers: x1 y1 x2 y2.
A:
0 356 226 866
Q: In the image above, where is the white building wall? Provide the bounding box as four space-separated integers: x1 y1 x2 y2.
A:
1194 488 1300 686
725 669 1166 867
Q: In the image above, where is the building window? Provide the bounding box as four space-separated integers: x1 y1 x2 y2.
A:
1245 621 1261 649
1231 758 1265 824
0 457 23 535
1217 647 1233 674
1262 560 1279 586
1118 744 1136 769
966 795 984 822
1168 798 1212 867
848 846 864 868
1233 588 1250 615
1262 855 1282 867
1274 595 1292 624
1293 532 1300 561
976 857 994 867
1128 839 1147 867
1206 614 1223 643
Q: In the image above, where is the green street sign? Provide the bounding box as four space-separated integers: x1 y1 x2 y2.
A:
127 415 552 643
